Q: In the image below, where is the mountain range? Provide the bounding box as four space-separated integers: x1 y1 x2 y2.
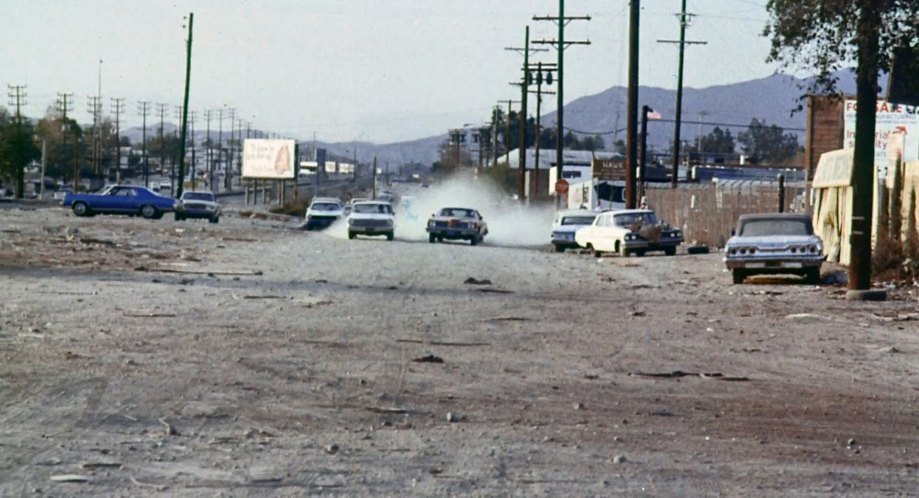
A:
123 70 864 167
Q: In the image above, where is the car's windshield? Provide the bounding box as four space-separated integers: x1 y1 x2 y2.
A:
353 203 392 214
183 192 215 202
739 219 811 236
311 202 341 211
562 215 596 226
613 212 659 227
438 208 475 218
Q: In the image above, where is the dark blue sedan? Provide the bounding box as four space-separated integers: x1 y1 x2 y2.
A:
62 185 179 219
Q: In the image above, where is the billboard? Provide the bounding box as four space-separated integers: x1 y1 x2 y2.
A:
242 139 296 179
844 99 919 179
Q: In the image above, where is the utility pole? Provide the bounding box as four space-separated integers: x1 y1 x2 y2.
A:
156 103 168 182
138 101 150 187
226 108 237 190
111 97 125 183
658 0 707 187
217 107 225 191
626 0 640 209
534 1 591 201
188 110 197 190
87 95 102 177
697 110 708 156
531 62 556 199
506 26 549 201
204 109 213 192
848 0 882 294
7 85 27 198
177 11 193 198
57 92 77 190
499 99 520 166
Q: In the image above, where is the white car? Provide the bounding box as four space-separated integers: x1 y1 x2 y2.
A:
724 213 825 284
551 209 599 253
347 201 395 240
305 197 344 230
575 208 683 257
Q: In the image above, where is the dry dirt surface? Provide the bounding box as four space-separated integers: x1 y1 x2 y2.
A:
1 205 918 496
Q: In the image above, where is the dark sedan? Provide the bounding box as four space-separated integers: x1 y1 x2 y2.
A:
62 185 179 219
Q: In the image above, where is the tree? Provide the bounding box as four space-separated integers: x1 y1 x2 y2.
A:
0 107 40 197
736 118 799 164
694 126 736 154
765 0 917 290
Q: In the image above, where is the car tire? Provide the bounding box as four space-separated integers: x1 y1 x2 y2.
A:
470 235 478 246
175 213 184 221
140 204 157 219
804 268 820 285
209 216 219 224
732 269 746 285
664 246 676 256
429 234 436 243
635 250 646 257
437 236 443 243
348 231 356 240
587 244 601 258
386 232 394 241
72 202 90 217
554 244 565 253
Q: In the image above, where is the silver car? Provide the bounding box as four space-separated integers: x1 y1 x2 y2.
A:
724 213 825 284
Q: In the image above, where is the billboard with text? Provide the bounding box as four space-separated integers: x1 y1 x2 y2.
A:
844 99 919 179
242 139 296 179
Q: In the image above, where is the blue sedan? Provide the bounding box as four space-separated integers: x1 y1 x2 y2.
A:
62 185 179 219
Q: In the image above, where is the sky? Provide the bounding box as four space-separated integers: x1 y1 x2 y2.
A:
2 0 778 144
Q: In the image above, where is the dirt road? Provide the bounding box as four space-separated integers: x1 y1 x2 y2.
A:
1 206 917 496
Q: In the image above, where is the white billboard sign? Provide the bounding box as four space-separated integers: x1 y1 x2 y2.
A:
844 99 919 179
242 139 296 179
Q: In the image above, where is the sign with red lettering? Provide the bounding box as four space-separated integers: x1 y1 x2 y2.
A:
844 99 919 179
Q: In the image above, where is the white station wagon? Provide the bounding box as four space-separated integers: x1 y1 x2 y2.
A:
575 209 683 257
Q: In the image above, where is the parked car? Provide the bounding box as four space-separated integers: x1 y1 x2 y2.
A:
426 207 488 245
347 201 395 240
724 213 825 284
551 209 599 252
62 185 179 219
175 191 222 223
575 208 683 257
305 197 344 230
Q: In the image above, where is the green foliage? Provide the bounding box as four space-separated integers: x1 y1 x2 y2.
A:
764 0 917 95
737 118 799 164
694 126 736 154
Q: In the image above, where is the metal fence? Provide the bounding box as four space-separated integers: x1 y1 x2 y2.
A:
645 180 809 247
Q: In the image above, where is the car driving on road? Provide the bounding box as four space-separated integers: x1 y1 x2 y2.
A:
551 209 599 252
724 213 825 284
575 208 683 257
62 184 179 219
426 207 488 245
305 197 344 230
347 201 395 240
175 191 222 223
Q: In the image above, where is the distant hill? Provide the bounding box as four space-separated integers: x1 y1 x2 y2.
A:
120 70 866 167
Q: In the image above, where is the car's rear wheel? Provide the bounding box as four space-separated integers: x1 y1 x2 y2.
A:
732 269 746 285
386 232 394 241
664 246 676 256
554 244 565 253
72 202 89 217
140 204 157 219
429 234 436 243
348 231 356 240
209 216 219 224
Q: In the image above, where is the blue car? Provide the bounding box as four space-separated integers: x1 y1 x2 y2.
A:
62 185 179 219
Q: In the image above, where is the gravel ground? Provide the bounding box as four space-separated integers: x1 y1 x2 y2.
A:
1 205 918 496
